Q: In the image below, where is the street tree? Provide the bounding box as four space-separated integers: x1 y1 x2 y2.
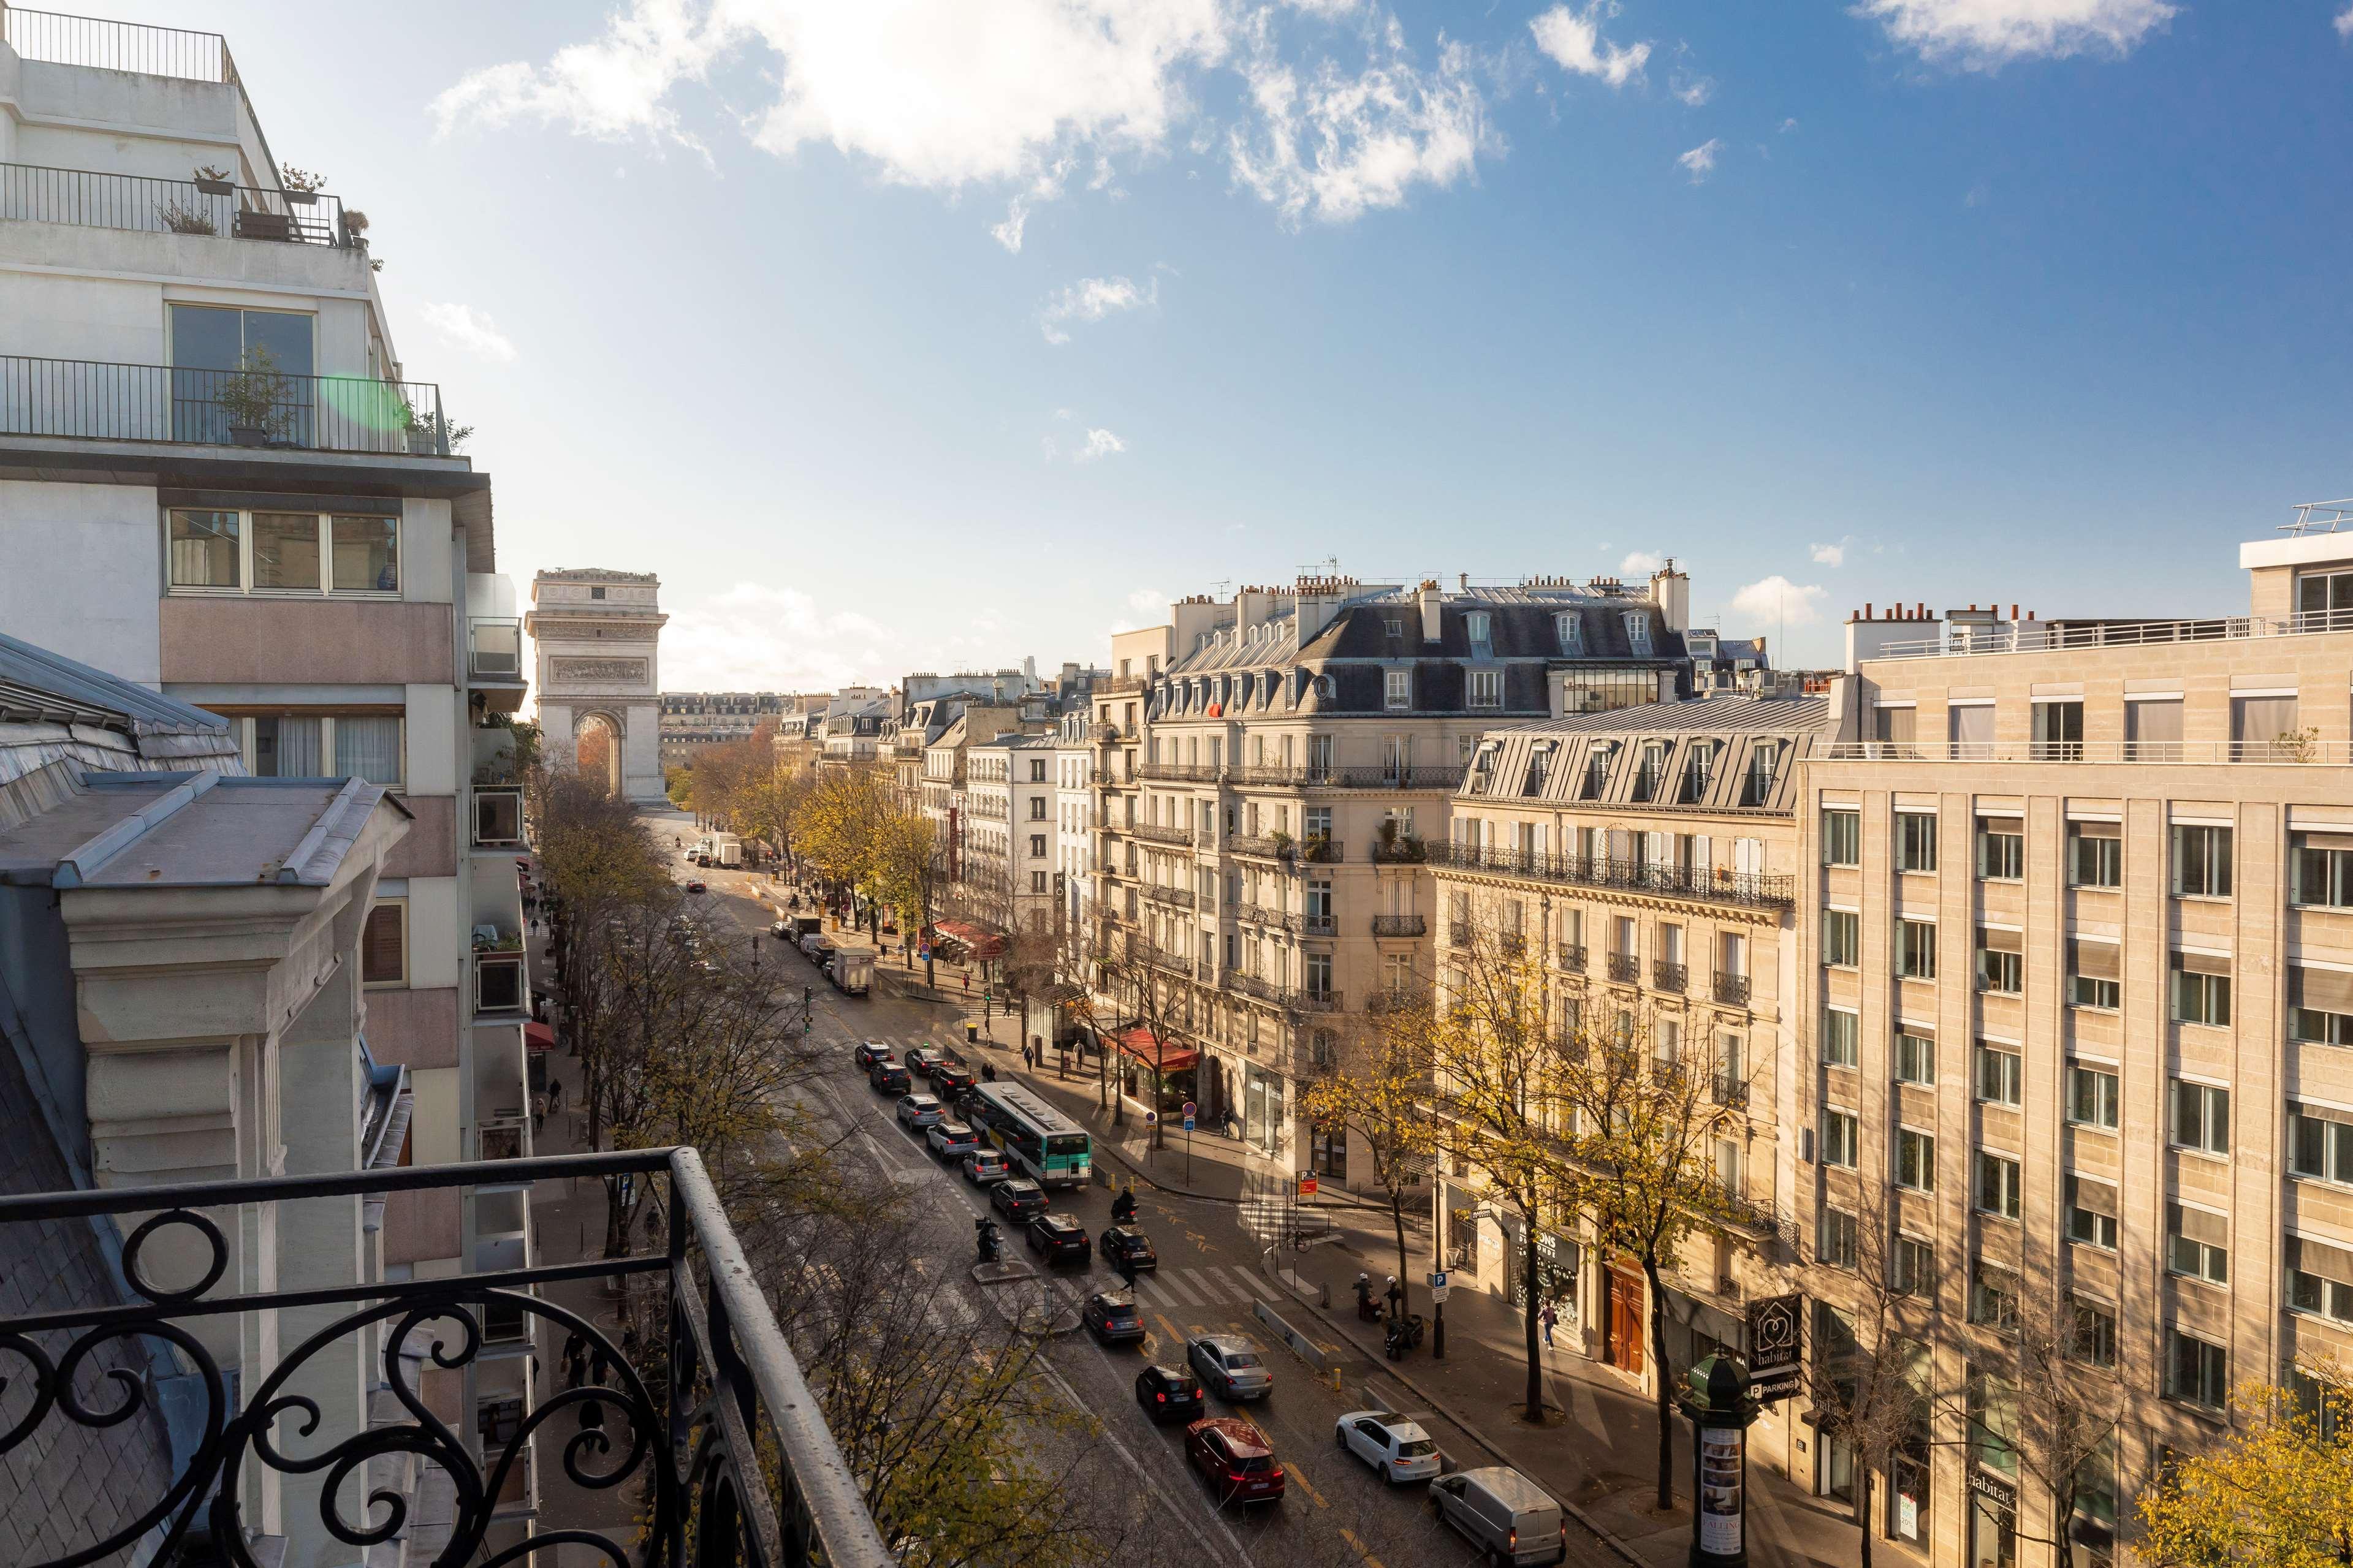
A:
1296 1012 1438 1318
2136 1364 2353 1567
872 807 950 987
1804 1179 1931 1568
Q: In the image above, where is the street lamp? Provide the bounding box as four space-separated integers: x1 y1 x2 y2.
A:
1678 1352 1762 1567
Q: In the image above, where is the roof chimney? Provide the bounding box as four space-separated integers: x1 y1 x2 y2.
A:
1419 579 1442 643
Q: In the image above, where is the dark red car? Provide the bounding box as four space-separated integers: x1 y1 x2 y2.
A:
1185 1417 1284 1507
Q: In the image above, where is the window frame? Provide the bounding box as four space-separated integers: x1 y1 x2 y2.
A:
1820 1006 1861 1068
1974 1149 2023 1222
2171 824 2233 899
230 711 408 790
1977 819 2024 881
1975 1042 2023 1107
1384 669 1412 711
1821 1108 1860 1168
1895 1126 1936 1192
1896 918 1937 980
1822 907 1861 969
1895 811 1938 873
1893 1030 1936 1086
1822 809 1861 868
2068 824 2123 888
2169 1078 2231 1157
2066 1061 2119 1130
362 898 408 988
165 507 401 597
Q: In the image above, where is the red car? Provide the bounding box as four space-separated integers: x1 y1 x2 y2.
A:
1185 1417 1285 1508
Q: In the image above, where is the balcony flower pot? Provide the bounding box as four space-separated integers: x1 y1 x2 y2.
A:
284 189 320 205
407 427 439 455
193 178 235 197
227 423 268 447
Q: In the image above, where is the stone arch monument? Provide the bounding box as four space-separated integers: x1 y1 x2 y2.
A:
525 569 669 804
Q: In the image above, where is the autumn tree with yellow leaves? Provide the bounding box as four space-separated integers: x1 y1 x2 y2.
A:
2137 1367 2353 1568
1297 1011 1438 1320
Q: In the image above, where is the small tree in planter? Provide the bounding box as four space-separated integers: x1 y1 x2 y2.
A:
156 200 217 235
192 164 235 195
216 345 292 445
279 165 329 204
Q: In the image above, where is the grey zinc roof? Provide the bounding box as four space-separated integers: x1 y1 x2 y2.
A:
0 632 230 738
1490 695 1830 737
0 773 405 890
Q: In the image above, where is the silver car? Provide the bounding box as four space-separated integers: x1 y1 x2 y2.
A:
1187 1335 1272 1401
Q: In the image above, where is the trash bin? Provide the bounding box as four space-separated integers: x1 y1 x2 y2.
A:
965 1022 979 1043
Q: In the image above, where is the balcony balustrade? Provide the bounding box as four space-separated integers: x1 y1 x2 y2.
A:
1142 884 1197 911
1366 986 1432 1015
1557 942 1587 974
1195 826 1217 848
1448 920 1472 948
1 159 354 246
0 1147 891 1568
473 786 523 849
1299 838 1344 865
1606 953 1641 983
1423 841 1795 911
1137 762 1222 783
1 355 453 456
1653 961 1688 994
1369 836 1430 864
1498 932 1527 957
1132 822 1190 846
1713 972 1752 1007
469 617 523 680
1301 914 1338 937
1228 834 1290 860
475 949 526 1015
1370 913 1427 937
1307 767 1462 791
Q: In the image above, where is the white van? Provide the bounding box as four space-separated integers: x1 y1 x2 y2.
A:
1427 1466 1567 1566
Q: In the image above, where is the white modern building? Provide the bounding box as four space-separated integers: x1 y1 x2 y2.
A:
1056 706 1095 963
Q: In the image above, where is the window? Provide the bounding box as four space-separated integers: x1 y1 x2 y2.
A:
1823 909 1860 968
362 901 406 986
1822 1109 1859 1167
2126 696 2184 762
2299 567 2353 625
1305 951 1334 999
2067 1062 2119 1129
1891 1235 1934 1297
1895 1031 1936 1086
1465 610 1491 645
1820 1206 1858 1270
241 713 404 787
1821 1007 1860 1067
1623 611 1652 654
2170 1078 2230 1156
2066 1176 2119 1250
2231 694 2301 762
2292 966 2353 1046
1029 796 1047 819
2068 940 2120 1010
1971 1260 2021 1330
2170 952 2232 1026
1977 818 2024 880
2166 1203 2229 1285
1384 617 1404 637
2290 1104 2353 1185
1976 928 2023 994
2166 1330 2227 1411
2070 1299 2118 1368
1896 812 1938 872
2294 831 2353 908
166 509 400 595
1385 670 1411 710
1554 612 1583 653
1468 668 1501 708
1976 1043 2022 1106
1029 834 1046 857
168 302 316 442
2069 820 2122 888
1896 1127 1936 1191
2172 824 2233 897
1871 703 1917 758
2287 1235 2353 1324
1822 809 1861 866
1030 869 1047 893
1948 702 1994 760
1897 919 1937 980
2031 699 2085 761
1975 1151 2022 1220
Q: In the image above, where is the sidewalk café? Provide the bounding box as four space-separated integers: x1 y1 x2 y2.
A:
1115 1026 1198 1115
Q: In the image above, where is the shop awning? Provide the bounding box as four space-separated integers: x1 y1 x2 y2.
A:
937 920 1005 960
1118 1028 1198 1075
524 1021 555 1051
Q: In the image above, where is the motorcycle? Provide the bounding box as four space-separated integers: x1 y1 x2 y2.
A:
1110 1190 1138 1225
1383 1312 1426 1360
1354 1275 1383 1323
976 1218 1003 1265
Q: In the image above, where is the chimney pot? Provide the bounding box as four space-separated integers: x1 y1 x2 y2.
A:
1865 602 1874 619
2010 604 2019 621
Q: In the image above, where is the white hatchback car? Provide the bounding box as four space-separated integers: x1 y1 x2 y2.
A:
1334 1411 1440 1484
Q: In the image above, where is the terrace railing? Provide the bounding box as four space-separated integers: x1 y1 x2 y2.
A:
1424 839 1795 911
1 7 237 82
1 355 450 455
1 161 351 245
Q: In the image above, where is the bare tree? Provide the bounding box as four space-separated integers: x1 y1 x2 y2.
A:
1805 1179 1932 1568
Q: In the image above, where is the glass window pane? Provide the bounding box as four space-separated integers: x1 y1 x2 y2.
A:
252 513 321 589
334 716 401 786
167 509 240 588
169 304 244 371
330 515 398 592
241 309 315 378
256 715 322 776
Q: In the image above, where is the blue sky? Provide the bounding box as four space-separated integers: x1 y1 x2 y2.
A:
132 0 2353 686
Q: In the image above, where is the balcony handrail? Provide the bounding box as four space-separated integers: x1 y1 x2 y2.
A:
0 160 352 245
0 1146 892 1568
468 616 524 679
1 354 450 456
1 7 237 83
1863 607 2353 662
1424 839 1795 911
1822 738 2352 765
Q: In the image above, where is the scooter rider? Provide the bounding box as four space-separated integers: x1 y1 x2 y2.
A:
976 1217 1002 1263
1355 1272 1382 1322
1110 1187 1138 1225
1385 1274 1405 1321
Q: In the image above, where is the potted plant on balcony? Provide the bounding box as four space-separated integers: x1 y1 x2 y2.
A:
217 345 292 446
1269 828 1295 859
279 164 328 205
192 164 235 197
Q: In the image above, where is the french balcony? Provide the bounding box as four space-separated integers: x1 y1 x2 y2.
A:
1653 961 1687 994
1137 761 1221 783
1606 953 1641 983
1229 834 1290 861
1712 1075 1750 1109
1 355 455 456
0 1147 891 1568
1301 914 1338 938
1366 986 1432 1015
1304 767 1462 791
1194 826 1217 849
1299 838 1344 865
473 786 524 849
1236 764 1307 787
1499 932 1527 958
0 160 356 246
1557 942 1587 974
1142 884 1197 911
1369 836 1429 864
1133 822 1190 846
1713 972 1752 1007
1423 841 1796 912
1370 913 1427 937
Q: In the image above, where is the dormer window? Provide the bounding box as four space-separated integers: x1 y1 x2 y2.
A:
1523 742 1556 797
1385 670 1412 711
1624 612 1652 654
1468 741 1500 795
1555 612 1583 654
1465 611 1492 646
1385 618 1404 637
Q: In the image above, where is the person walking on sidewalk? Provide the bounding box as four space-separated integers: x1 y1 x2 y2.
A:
1539 1297 1557 1347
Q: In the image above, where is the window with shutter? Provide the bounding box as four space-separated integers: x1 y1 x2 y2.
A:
362 902 405 985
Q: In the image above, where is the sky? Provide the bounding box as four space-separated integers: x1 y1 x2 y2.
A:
123 0 2353 686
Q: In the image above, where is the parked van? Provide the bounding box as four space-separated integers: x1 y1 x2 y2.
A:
1427 1467 1566 1567
801 934 834 964
829 949 873 997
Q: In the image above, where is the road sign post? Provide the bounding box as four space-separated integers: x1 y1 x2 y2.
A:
1428 1270 1450 1358
1182 1101 1196 1185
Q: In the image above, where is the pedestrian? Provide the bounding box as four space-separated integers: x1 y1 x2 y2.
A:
547 1077 563 1116
1539 1298 1557 1347
531 1092 547 1135
561 1332 587 1390
589 1341 611 1387
621 1326 641 1368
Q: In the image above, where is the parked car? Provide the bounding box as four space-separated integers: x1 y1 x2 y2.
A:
926 1120 979 1161
1335 1411 1441 1485
894 1093 945 1130
1027 1212 1089 1265
1427 1468 1567 1566
961 1148 1012 1186
852 1041 894 1071
1097 1225 1157 1271
1185 1417 1285 1508
1187 1335 1272 1402
989 1177 1047 1221
869 1062 911 1095
683 880 707 894
1135 1364 1204 1423
1082 1292 1146 1345
770 918 794 938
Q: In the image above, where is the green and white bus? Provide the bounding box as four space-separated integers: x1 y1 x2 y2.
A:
968 1083 1092 1188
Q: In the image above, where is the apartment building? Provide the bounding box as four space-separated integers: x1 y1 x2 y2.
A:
1055 706 1095 964
1427 692 1833 1481
959 731 1058 931
0 14 538 1554
658 689 783 765
1793 523 2353 1567
1093 569 1695 1170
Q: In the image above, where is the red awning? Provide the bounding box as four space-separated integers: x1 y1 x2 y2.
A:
524 1021 555 1051
937 920 1006 960
1117 1028 1199 1075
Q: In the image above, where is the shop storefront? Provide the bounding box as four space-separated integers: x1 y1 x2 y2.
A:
1115 1027 1198 1114
1242 1065 1287 1159
1309 1121 1348 1181
1968 1472 2017 1568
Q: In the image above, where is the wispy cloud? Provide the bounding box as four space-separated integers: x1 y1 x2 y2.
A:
661 581 896 690
1620 550 1664 576
2337 4 2353 39
419 301 518 363
1125 588 1166 615
1527 2 1651 88
1853 0 2178 69
1779 116 1798 132
1809 539 1851 567
1038 275 1158 345
1728 575 1828 629
1074 428 1128 463
1677 138 1722 183
1670 70 1715 107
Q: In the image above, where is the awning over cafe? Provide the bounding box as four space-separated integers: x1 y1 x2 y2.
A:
524 1021 555 1051
1118 1027 1199 1074
935 920 1005 960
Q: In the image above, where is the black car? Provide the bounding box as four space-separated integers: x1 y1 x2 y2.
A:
990 1178 1047 1221
903 1045 945 1078
1027 1212 1089 1265
929 1062 976 1094
1135 1364 1204 1423
852 1041 894 1072
869 1062 911 1094
1098 1225 1157 1271
683 880 707 894
1083 1292 1146 1345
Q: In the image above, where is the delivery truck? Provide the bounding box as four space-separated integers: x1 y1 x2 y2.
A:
712 832 742 868
828 949 874 997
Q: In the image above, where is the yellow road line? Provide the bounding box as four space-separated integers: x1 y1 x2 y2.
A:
1283 1456 1328 1508
1154 1311 1188 1344
1339 1527 1386 1568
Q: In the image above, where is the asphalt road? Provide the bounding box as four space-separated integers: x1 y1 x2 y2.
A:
663 854 1602 1568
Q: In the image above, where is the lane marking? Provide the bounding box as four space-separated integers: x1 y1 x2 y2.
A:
1338 1527 1386 1568
1154 1310 1188 1346
1157 1271 1205 1308
1282 1455 1328 1509
1030 1341 1250 1568
1225 1265 1272 1304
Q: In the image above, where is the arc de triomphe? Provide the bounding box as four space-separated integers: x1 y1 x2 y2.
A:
525 568 669 804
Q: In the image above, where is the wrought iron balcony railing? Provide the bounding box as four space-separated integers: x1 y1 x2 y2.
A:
1299 838 1344 865
1 161 353 246
1653 960 1687 994
0 1148 891 1568
1370 913 1427 937
1131 822 1190 846
1141 884 1197 910
1310 767 1462 792
1369 836 1429 863
1136 762 1221 783
1301 914 1337 937
1449 920 1472 948
1 355 454 456
1713 972 1752 1007
1228 834 1290 860
1366 986 1432 1015
1423 841 1796 911
1557 942 1587 974
1606 952 1641 983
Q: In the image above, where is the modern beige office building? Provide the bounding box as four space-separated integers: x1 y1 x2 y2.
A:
1792 520 2353 1566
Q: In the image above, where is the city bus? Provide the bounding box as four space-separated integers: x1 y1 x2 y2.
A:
967 1083 1092 1188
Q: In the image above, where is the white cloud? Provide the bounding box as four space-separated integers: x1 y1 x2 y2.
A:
1038 274 1159 345
2337 5 2353 39
1728 575 1828 629
1670 72 1715 107
1809 541 1847 567
418 301 518 363
1677 137 1722 182
428 0 730 151
1779 116 1798 132
1125 587 1167 615
1074 428 1127 463
1854 0 2177 68
1226 22 1492 225
1527 2 1651 88
1619 550 1664 576
660 581 897 690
